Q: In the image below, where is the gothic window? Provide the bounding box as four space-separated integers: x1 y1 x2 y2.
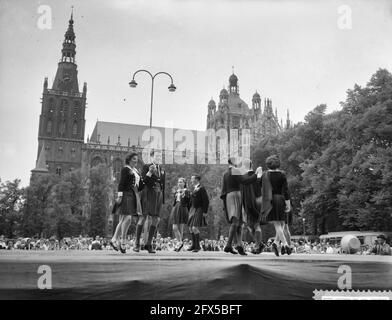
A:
72 121 78 135
60 99 69 116
48 98 55 113
71 147 76 158
91 156 103 167
59 121 66 136
56 167 62 175
73 101 80 116
58 146 64 153
46 120 52 134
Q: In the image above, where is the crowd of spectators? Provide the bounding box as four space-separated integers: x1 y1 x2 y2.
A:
0 234 390 255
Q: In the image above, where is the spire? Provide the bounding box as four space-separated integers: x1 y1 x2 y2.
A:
286 109 291 129
31 143 49 174
61 8 76 63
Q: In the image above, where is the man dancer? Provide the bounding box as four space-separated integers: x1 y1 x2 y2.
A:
240 159 265 254
221 157 261 255
134 150 165 254
187 175 209 253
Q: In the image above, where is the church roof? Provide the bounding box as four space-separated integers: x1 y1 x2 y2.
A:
89 121 201 148
31 143 49 173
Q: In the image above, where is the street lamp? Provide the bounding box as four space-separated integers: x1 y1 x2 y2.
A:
302 218 306 237
129 69 176 141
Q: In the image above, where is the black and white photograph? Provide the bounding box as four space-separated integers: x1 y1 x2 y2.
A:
0 0 392 306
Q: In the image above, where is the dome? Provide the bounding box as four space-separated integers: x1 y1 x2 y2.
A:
220 88 228 96
229 73 238 85
253 91 261 99
208 98 216 106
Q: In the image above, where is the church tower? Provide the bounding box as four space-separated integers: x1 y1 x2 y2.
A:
35 11 87 175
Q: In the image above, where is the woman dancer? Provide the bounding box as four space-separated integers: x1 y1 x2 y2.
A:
170 178 191 252
259 155 291 257
110 153 144 254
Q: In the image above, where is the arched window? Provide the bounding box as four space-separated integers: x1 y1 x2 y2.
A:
72 122 78 135
59 121 66 136
46 120 52 134
91 156 103 167
73 101 80 116
56 167 62 175
48 98 55 113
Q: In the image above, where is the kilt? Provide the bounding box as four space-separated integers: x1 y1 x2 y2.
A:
171 202 189 225
266 194 286 222
140 186 163 217
188 206 206 228
226 191 243 223
119 188 141 216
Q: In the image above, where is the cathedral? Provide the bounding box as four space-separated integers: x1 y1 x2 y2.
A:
32 13 292 180
207 72 291 144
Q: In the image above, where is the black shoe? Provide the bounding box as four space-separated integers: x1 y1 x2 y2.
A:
192 247 201 253
145 244 156 254
133 244 140 252
281 245 286 255
252 242 265 254
109 241 118 252
285 245 292 256
272 243 279 257
258 242 266 253
224 246 238 254
119 244 126 254
235 246 247 256
140 245 145 251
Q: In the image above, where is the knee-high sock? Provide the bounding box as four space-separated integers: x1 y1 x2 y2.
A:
236 225 243 247
194 233 200 250
227 224 237 247
147 225 156 245
135 223 143 246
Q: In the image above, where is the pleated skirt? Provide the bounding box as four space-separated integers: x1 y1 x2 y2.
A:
266 194 286 222
188 207 206 228
140 187 163 217
171 203 189 225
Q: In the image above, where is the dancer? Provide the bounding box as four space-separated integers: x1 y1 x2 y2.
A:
171 178 191 252
240 159 265 254
221 157 261 255
259 155 291 257
110 153 144 254
187 175 209 253
134 150 165 253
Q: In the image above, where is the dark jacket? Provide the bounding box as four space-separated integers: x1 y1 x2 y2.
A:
220 167 257 200
142 163 165 204
191 185 209 213
118 166 144 193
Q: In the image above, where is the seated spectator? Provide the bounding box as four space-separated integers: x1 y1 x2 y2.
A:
370 235 391 256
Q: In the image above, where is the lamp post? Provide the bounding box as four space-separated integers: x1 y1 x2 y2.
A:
129 70 176 141
302 218 306 237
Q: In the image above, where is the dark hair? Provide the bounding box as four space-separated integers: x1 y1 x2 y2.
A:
125 153 138 165
192 174 201 182
266 155 280 170
150 150 155 157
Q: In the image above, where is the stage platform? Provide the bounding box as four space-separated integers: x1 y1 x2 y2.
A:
0 251 391 300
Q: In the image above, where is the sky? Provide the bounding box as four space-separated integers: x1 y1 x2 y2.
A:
1 0 392 186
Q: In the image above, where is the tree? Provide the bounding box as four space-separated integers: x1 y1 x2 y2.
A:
0 179 25 238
